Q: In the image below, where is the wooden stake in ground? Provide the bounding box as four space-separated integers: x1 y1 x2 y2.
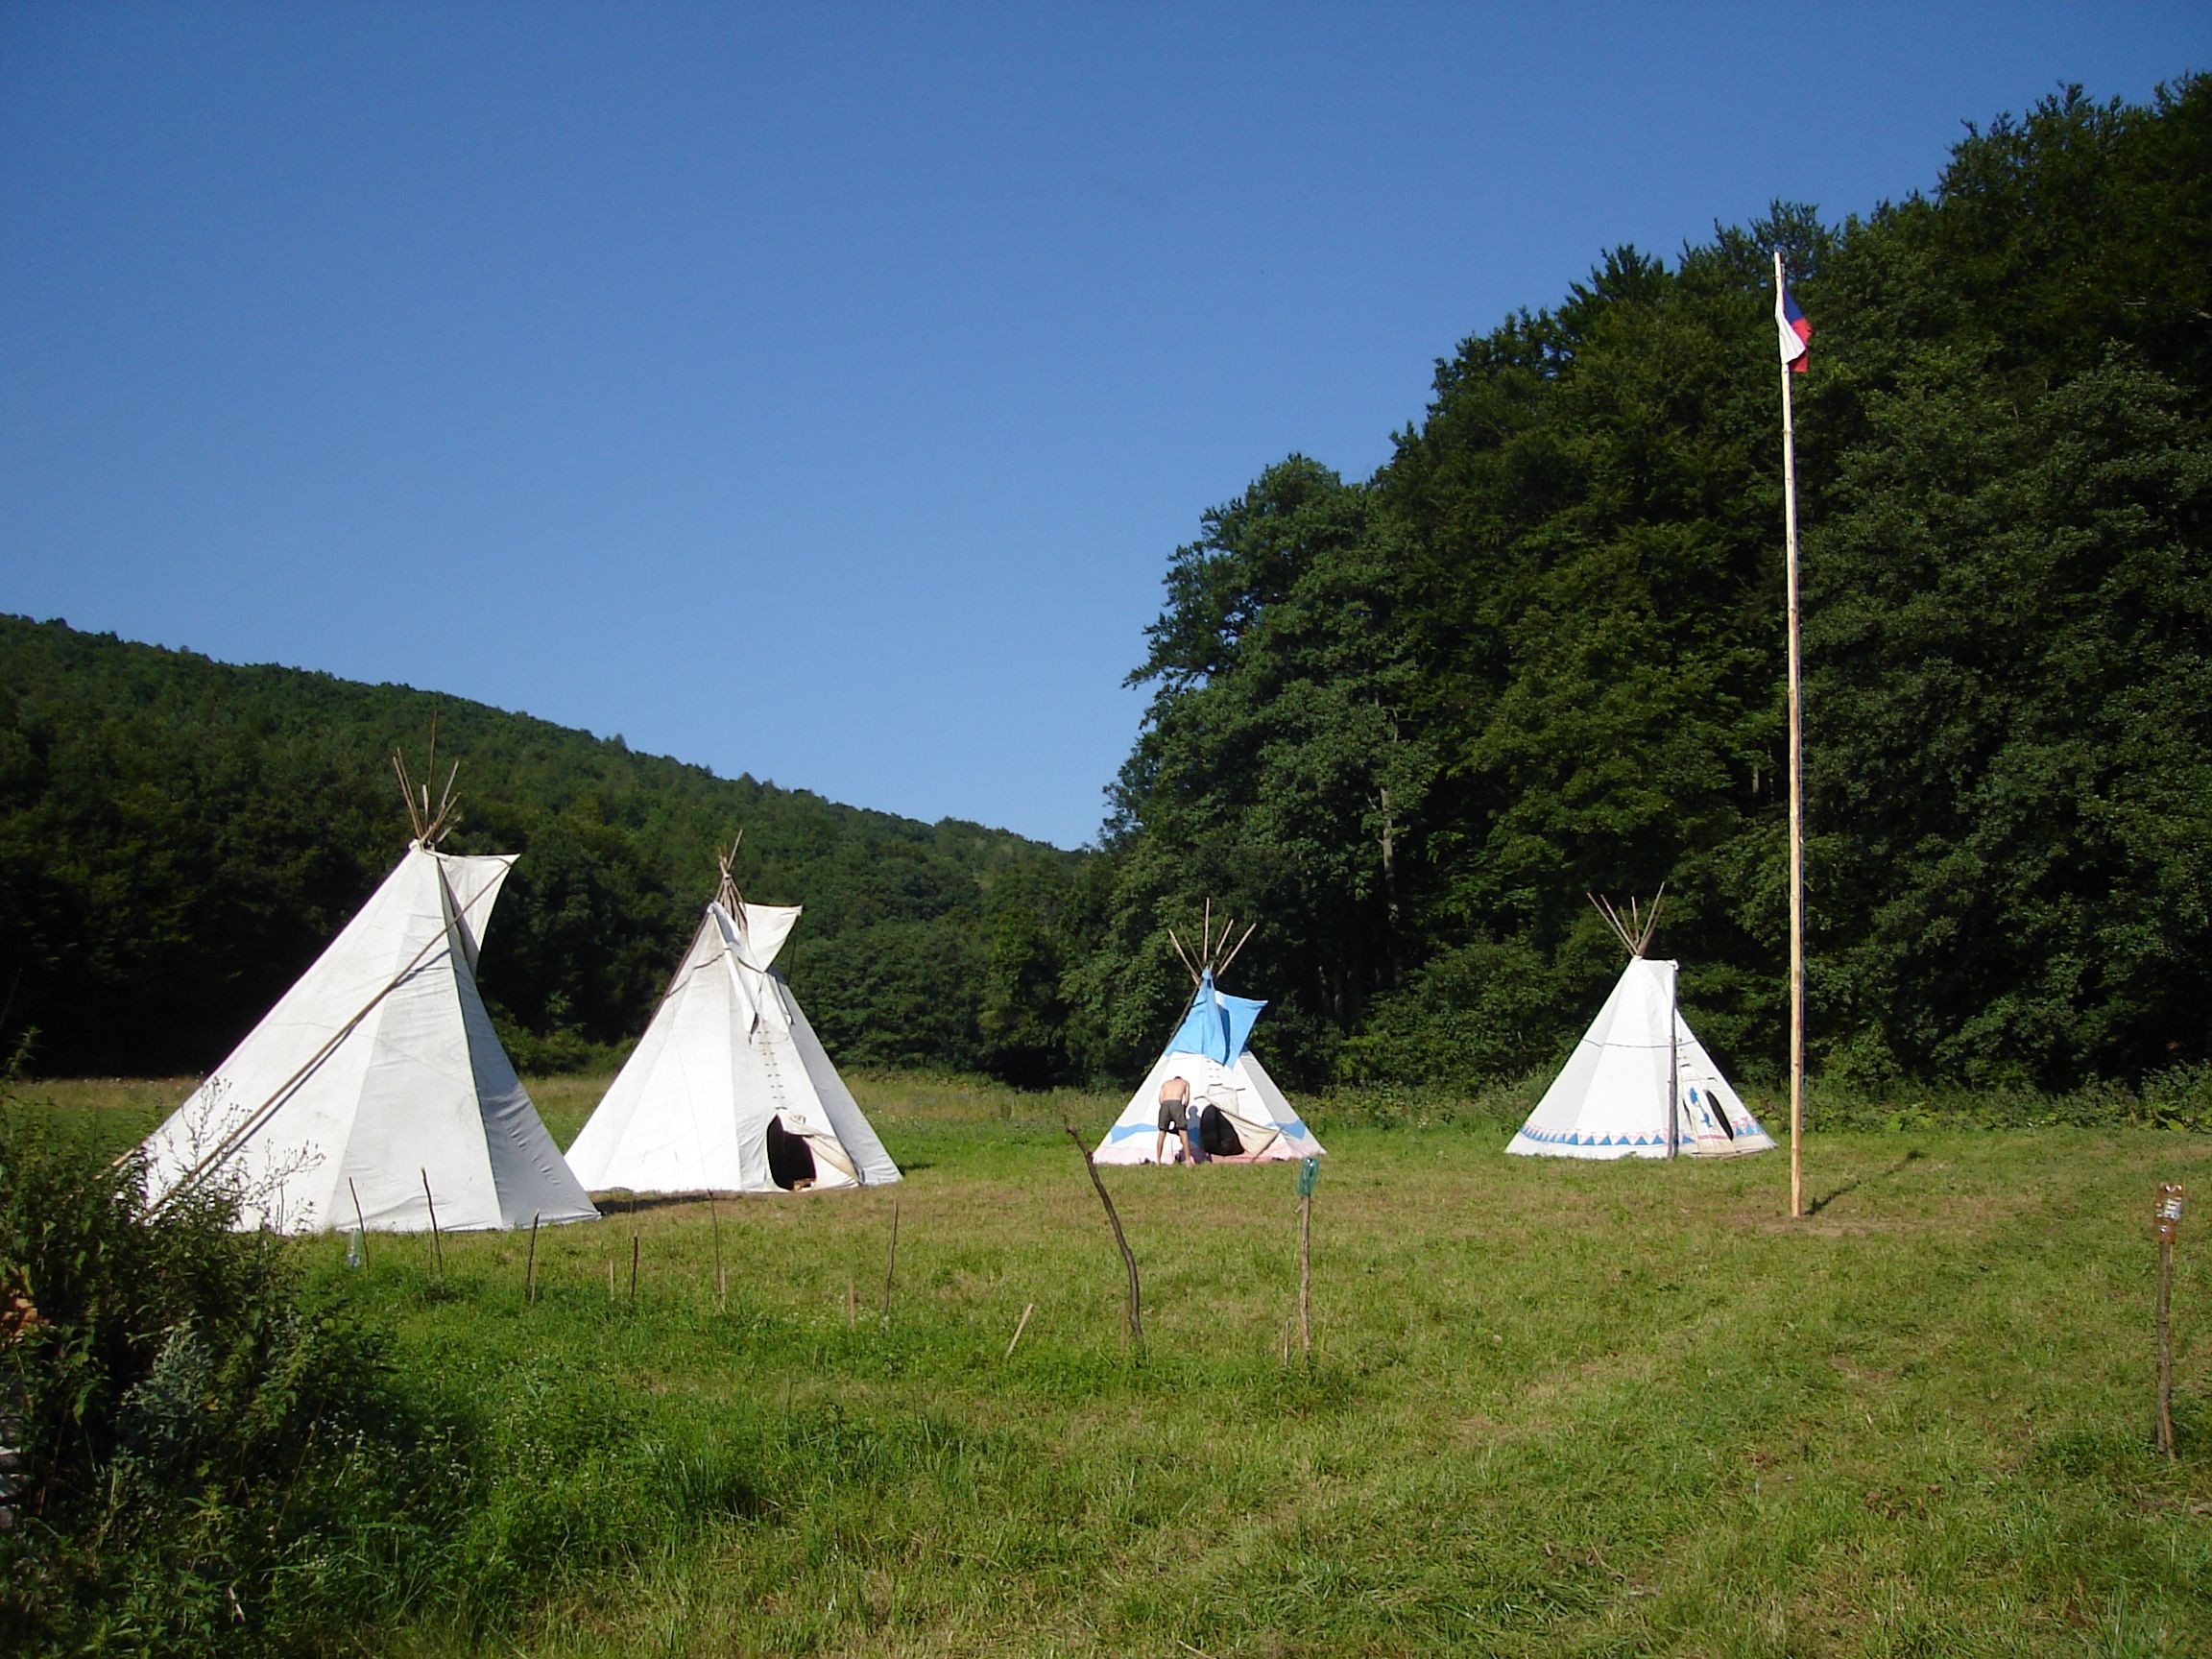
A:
421 1169 444 1275
2154 1183 2185 1457
525 1214 541 1305
708 1194 726 1310
1066 1125 1142 1359
348 1178 370 1267
847 1273 856 1331
629 1234 640 1310
1004 1302 1036 1360
1297 1156 1318 1362
881 1197 901 1324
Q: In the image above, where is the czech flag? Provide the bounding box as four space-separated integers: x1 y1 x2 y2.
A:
1776 267 1813 373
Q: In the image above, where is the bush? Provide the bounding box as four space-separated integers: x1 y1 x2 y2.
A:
489 1015 636 1076
1796 1070 2212 1135
1334 938 1567 1094
0 1098 467 1656
1309 1069 1551 1134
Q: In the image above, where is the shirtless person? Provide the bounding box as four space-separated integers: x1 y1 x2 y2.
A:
1154 1073 1194 1164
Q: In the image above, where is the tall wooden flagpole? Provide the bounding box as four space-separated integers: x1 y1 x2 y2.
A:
1776 249 1806 1220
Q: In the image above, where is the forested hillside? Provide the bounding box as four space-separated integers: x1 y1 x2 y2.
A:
6 81 2205 1098
1087 80 2212 1094
0 616 1079 1078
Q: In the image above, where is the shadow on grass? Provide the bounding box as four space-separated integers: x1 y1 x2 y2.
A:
589 1184 913 1216
1807 1147 1924 1215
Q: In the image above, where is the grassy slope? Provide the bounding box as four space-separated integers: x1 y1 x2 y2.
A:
54 1077 2212 1657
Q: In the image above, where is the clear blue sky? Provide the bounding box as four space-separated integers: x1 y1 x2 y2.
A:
3 5 2203 848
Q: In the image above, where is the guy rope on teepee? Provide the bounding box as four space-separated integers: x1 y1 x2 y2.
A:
137 740 598 1233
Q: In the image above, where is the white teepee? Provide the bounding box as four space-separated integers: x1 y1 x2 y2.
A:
1507 893 1774 1160
1093 908 1325 1166
565 847 899 1195
141 754 599 1233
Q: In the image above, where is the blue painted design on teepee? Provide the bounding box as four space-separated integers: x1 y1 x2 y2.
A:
1512 1123 1666 1147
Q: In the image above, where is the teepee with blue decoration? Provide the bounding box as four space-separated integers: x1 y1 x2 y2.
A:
1092 903 1326 1166
1507 891 1773 1160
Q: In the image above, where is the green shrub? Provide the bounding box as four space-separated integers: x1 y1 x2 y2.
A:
489 1015 636 1077
1798 1070 2212 1134
0 1098 466 1656
1334 938 1567 1093
1309 1068 1550 1133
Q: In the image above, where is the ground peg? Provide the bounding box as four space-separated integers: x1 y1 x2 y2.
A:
2154 1182 2183 1456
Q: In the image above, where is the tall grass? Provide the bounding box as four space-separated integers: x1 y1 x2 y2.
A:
21 1074 2212 1655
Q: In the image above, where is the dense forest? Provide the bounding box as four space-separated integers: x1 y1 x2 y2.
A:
5 80 2207 1096
0 616 1078 1079
1080 78 2212 1094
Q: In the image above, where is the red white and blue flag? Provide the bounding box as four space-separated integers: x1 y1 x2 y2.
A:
1775 264 1813 373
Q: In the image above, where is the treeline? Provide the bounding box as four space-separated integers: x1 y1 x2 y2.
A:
0 615 1078 1079
7 81 2207 1098
1076 79 2212 1094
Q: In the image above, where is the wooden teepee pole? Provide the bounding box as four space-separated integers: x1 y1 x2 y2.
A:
1777 248 1807 1221
1166 927 1202 986
1216 921 1259 980
1667 959 1682 1161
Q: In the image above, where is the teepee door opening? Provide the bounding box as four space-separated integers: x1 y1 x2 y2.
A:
764 1115 817 1190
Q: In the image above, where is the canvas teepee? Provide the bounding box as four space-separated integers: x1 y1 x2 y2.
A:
141 751 599 1233
1507 892 1774 1160
1092 906 1326 1166
565 842 899 1195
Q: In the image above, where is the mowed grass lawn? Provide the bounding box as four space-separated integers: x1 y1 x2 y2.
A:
55 1075 2212 1657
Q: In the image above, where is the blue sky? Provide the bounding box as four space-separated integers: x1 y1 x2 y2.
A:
3 5 2203 849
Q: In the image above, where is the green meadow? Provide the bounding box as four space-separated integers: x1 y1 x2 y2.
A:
32 1076 2212 1657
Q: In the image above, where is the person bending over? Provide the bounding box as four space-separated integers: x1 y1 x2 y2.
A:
1154 1073 1194 1164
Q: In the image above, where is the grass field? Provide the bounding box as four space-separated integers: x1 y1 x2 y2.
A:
44 1074 2212 1657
